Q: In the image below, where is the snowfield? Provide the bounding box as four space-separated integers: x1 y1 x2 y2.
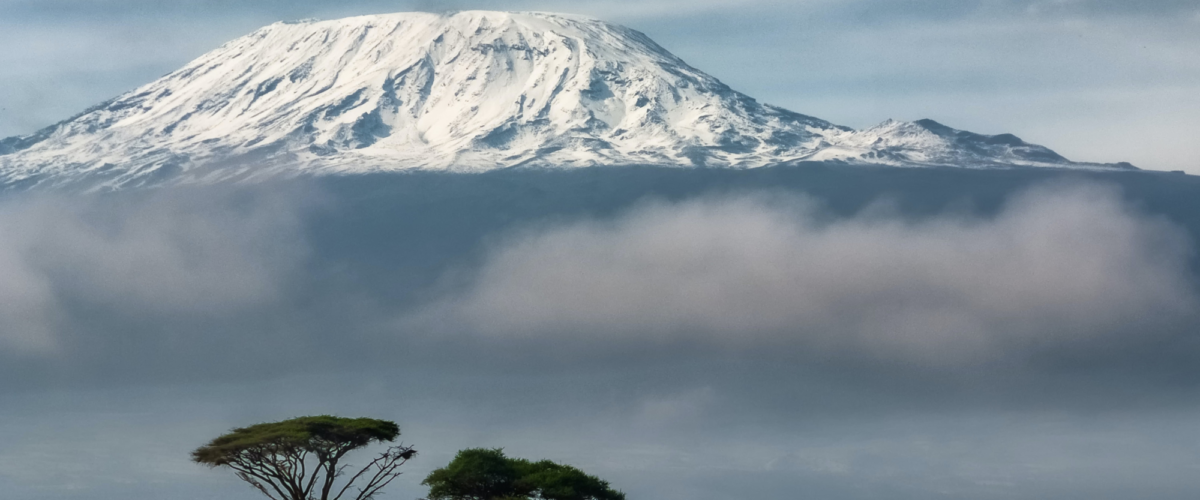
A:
0 11 1135 189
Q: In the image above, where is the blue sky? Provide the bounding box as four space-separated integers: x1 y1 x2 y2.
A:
1 0 1198 171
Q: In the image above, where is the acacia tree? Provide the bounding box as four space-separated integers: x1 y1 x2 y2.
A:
192 415 416 500
423 448 624 500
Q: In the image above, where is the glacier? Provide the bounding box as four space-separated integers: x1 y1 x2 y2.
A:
0 11 1135 189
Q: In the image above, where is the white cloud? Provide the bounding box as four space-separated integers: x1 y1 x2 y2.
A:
0 236 59 353
421 182 1197 366
0 190 308 355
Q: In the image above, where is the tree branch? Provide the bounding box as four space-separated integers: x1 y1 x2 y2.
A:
334 445 416 500
231 461 292 500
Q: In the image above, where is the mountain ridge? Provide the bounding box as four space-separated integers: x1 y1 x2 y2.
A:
0 11 1135 189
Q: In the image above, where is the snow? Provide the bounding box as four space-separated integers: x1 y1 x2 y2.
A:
0 11 1134 189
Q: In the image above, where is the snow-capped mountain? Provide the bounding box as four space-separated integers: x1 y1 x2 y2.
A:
0 11 1133 189
811 119 1134 169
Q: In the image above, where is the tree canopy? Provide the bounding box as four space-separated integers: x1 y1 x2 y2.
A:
192 415 415 500
423 448 624 500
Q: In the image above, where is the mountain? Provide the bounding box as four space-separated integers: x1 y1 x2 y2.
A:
0 11 1134 189
809 119 1135 169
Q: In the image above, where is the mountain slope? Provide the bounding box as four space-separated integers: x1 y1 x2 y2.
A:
811 119 1135 169
0 11 1133 189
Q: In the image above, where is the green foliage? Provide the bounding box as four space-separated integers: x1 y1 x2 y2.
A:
423 448 624 500
518 460 624 500
192 415 399 466
192 415 414 500
423 448 524 500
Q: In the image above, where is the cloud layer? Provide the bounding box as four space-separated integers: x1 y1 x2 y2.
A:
428 183 1197 365
0 189 307 355
1 172 1199 500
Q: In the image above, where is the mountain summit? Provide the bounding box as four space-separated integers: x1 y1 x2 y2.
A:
0 11 1133 188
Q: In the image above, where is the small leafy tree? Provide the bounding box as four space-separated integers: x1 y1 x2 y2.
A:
422 448 524 500
518 460 623 500
423 448 623 500
192 415 416 500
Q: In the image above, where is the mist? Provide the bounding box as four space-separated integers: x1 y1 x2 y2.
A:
424 182 1197 367
3 167 1200 499
0 189 308 355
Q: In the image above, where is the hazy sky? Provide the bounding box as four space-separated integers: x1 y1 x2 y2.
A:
1 0 1198 171
2 170 1200 499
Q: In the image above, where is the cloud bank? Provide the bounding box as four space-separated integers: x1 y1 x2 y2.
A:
0 189 307 356
427 183 1197 366
0 172 1198 500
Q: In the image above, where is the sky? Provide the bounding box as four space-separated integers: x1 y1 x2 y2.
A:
2 168 1200 499
1 0 1199 172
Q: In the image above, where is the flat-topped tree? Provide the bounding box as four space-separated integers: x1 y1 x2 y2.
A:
192 415 416 500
